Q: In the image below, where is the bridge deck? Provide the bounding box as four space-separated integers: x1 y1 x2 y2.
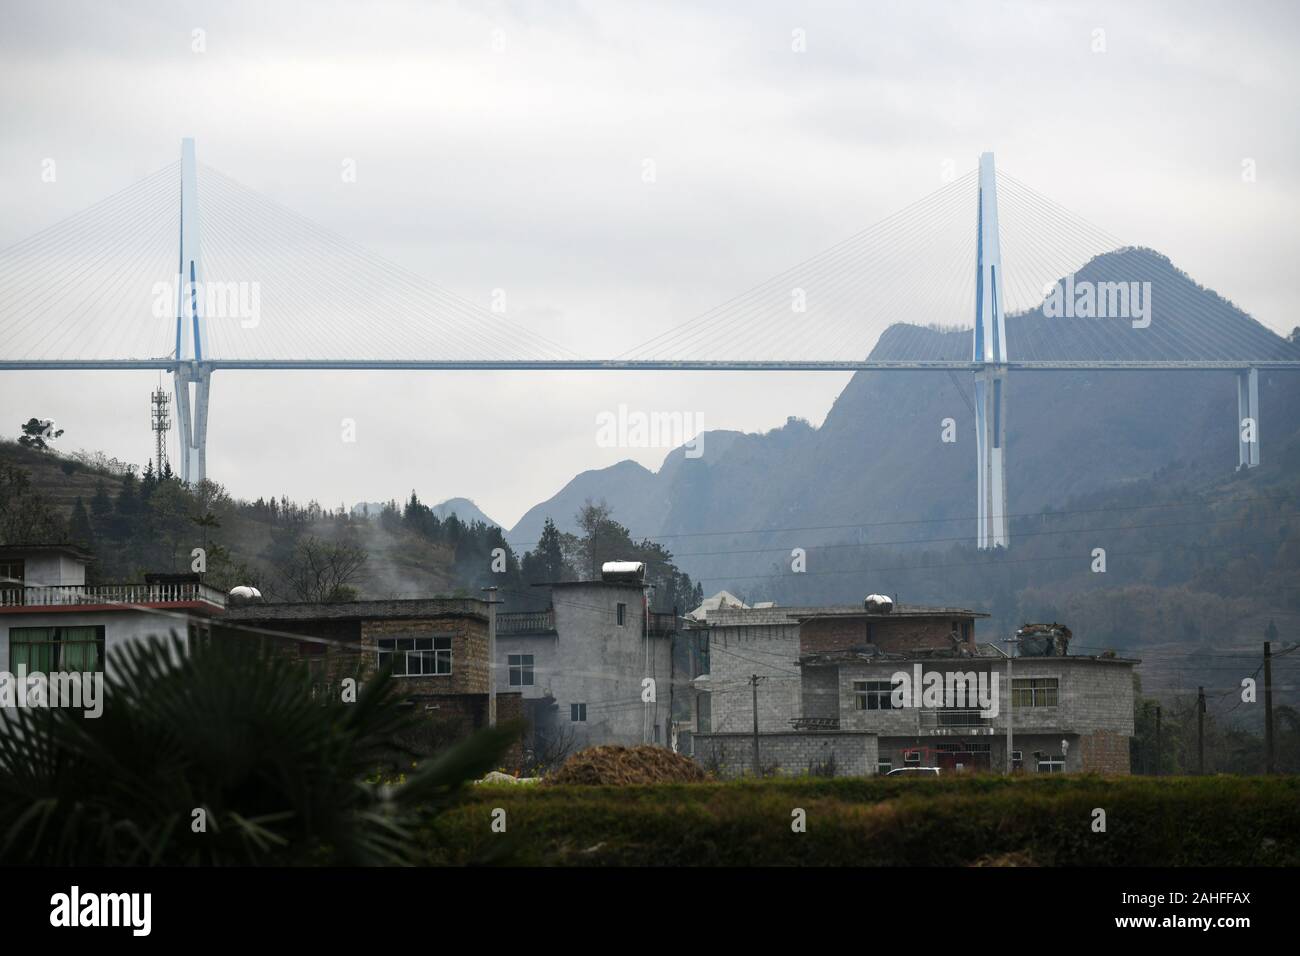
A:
3 359 1299 372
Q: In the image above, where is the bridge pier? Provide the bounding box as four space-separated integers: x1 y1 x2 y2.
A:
1237 367 1259 469
975 366 1009 548
174 362 211 484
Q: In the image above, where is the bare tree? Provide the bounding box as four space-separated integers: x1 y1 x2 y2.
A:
522 723 578 777
277 536 368 602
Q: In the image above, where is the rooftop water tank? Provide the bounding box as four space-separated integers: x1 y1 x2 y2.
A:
600 561 646 585
864 594 894 614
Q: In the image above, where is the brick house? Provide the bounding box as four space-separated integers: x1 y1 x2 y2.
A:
220 598 523 766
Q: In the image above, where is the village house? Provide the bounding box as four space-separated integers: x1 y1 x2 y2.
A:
0 543 225 676
1 543 522 764
493 563 683 758
219 597 524 762
689 595 1138 777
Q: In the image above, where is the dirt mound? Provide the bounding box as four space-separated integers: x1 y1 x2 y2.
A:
545 745 707 786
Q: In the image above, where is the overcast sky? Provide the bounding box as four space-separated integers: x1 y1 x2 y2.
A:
1 0 1297 531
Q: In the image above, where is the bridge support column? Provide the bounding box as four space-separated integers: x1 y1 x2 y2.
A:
1237 367 1259 469
174 363 211 484
974 152 1009 549
976 366 1009 549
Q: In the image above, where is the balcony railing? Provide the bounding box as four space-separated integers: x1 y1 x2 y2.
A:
0 583 227 609
493 608 679 636
496 609 556 635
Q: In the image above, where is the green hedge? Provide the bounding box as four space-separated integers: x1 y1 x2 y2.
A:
416 775 1300 866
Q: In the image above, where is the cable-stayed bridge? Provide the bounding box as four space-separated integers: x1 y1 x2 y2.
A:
2 139 1297 548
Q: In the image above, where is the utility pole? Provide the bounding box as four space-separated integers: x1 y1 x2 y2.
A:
1154 704 1162 777
1264 641 1275 774
1197 686 1206 775
1003 633 1021 774
750 674 764 776
643 584 652 745
481 586 499 727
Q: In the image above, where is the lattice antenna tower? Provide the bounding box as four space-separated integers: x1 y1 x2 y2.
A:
150 386 171 474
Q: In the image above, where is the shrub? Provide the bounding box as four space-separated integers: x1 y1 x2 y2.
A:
0 633 520 865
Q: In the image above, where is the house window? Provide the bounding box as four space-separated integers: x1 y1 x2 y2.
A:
877 758 893 775
377 636 451 676
9 625 104 673
508 653 534 687
1037 754 1065 773
1012 677 1059 708
306 657 330 703
616 603 627 626
904 750 921 764
571 702 587 722
0 559 24 605
1011 749 1024 771
853 679 895 711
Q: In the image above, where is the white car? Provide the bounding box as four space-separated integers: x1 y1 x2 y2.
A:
886 766 941 777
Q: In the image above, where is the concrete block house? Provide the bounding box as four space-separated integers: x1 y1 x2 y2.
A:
493 569 681 756
690 597 1137 778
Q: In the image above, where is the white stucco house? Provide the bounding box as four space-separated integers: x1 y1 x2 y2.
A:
0 544 226 677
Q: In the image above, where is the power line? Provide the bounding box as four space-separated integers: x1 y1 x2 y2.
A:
502 490 1300 550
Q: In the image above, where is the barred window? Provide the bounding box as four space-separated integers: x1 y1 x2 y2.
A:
1012 677 1058 707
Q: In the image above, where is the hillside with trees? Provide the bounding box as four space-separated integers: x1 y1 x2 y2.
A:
0 437 701 614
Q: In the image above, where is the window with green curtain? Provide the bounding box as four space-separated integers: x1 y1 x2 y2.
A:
8 625 103 673
59 625 102 672
9 626 55 672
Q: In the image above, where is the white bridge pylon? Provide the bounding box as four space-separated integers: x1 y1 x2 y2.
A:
973 152 1009 550
174 137 210 485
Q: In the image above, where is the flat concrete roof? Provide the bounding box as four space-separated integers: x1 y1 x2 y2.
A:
223 597 488 623
795 605 989 621
799 650 1142 667
0 543 94 562
532 580 645 590
697 603 988 626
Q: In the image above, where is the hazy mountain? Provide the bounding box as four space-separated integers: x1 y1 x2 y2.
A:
429 497 500 528
353 496 500 528
509 248 1300 600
